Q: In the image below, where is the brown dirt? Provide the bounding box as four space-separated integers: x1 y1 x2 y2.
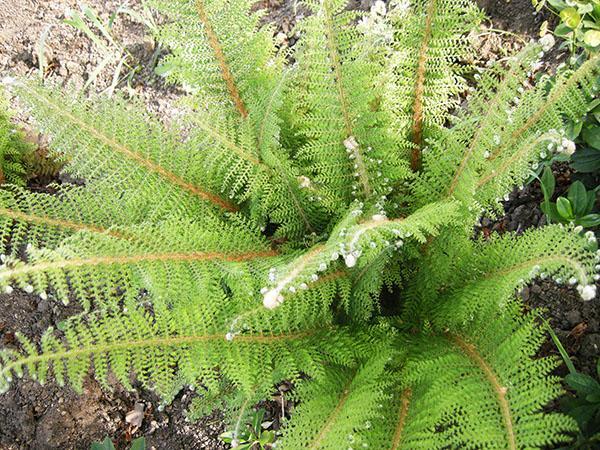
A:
0 291 226 450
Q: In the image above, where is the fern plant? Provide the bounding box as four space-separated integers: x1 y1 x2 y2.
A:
0 0 599 447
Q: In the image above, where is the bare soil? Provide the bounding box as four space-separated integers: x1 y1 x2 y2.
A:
0 0 594 449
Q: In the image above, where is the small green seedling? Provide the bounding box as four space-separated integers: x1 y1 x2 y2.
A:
91 436 146 450
63 2 160 96
547 323 600 449
220 408 276 450
533 0 600 53
571 97 600 174
540 167 599 227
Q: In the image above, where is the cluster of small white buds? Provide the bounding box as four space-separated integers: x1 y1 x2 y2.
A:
357 0 394 43
539 34 555 52
344 253 357 268
298 175 311 189
585 230 597 244
344 136 359 153
558 138 576 156
577 284 597 301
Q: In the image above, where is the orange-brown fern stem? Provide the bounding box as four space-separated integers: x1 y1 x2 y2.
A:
308 376 354 449
1 330 319 374
450 334 516 450
391 388 413 450
410 0 436 172
322 0 372 197
0 207 124 239
33 92 238 212
195 0 248 119
1 249 278 279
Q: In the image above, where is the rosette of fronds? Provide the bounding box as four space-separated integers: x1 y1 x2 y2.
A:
1 0 599 447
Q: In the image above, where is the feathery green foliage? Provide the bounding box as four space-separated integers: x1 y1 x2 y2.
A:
0 0 599 447
0 91 30 185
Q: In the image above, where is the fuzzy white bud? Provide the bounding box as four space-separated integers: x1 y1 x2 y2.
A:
344 253 357 268
539 34 555 52
298 175 311 188
343 136 359 152
579 284 596 301
263 290 283 309
561 138 576 155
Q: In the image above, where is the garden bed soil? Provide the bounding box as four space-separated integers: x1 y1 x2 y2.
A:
0 0 595 448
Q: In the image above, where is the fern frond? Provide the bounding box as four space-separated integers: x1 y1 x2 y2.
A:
412 45 542 205
0 217 274 307
406 225 597 325
0 185 139 256
386 0 482 169
261 200 458 309
149 0 280 120
278 355 391 450
388 305 577 449
0 304 392 398
13 83 237 214
290 0 409 203
476 63 599 207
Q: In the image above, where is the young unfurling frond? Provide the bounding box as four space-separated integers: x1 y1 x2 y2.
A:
406 224 597 325
412 45 542 206
261 200 458 309
290 0 410 203
386 0 482 169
